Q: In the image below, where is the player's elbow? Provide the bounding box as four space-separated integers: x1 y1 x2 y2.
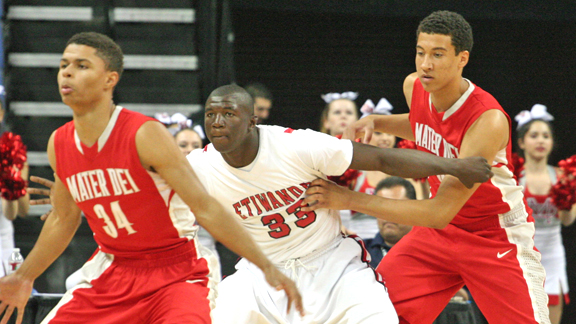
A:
428 216 452 229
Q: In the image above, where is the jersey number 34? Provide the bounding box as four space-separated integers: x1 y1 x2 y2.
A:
94 201 137 238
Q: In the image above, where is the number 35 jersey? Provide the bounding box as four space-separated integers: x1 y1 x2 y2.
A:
187 125 353 263
54 107 196 257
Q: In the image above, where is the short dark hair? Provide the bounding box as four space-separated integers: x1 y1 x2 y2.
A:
66 32 124 79
374 177 417 200
208 84 255 115
417 10 473 54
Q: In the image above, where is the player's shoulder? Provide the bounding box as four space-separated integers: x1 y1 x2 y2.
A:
186 144 216 167
116 106 156 124
259 124 330 138
404 72 419 91
54 119 76 142
467 82 502 109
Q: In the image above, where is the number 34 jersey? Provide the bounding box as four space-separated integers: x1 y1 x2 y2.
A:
187 125 353 263
54 107 196 257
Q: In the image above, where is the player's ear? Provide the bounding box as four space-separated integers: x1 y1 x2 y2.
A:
104 71 120 90
250 114 258 128
458 50 469 68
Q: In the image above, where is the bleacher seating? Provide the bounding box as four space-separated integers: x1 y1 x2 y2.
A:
4 0 202 295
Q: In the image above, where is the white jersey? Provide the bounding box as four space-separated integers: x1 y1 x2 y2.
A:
187 125 353 263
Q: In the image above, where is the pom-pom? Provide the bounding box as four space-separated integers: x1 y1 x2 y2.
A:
511 153 525 183
558 156 576 176
0 132 28 200
328 168 360 188
0 168 27 200
0 132 27 171
550 155 576 211
397 139 417 150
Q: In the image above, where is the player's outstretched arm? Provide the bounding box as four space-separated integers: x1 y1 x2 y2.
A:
135 121 304 316
342 113 414 144
349 141 493 189
0 133 82 324
304 109 508 229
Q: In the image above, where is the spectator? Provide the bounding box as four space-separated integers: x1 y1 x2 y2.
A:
319 92 359 136
0 102 30 276
364 176 414 268
516 104 576 324
245 83 273 124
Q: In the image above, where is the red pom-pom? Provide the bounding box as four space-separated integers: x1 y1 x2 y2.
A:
0 168 27 200
397 139 417 150
0 132 28 200
0 132 27 170
550 155 576 211
511 153 525 183
328 168 360 188
558 155 576 176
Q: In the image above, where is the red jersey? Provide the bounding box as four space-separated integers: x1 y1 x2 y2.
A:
409 79 524 225
54 107 196 257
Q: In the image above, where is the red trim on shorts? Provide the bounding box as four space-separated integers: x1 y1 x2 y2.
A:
113 241 197 268
284 128 294 133
548 293 570 306
347 234 388 289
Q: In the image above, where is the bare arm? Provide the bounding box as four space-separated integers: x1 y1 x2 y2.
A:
304 109 508 229
559 204 576 227
1 199 19 221
342 113 414 144
0 133 82 324
349 141 492 189
342 73 418 144
136 121 303 314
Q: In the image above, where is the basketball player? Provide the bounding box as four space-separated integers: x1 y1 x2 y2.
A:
188 84 492 323
303 11 550 324
0 32 302 324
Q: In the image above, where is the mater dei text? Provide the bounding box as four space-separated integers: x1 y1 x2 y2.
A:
66 168 141 203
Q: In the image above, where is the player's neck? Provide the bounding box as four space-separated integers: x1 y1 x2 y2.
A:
430 78 469 112
72 99 116 147
222 127 260 168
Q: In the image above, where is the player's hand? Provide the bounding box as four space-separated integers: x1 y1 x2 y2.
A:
451 157 494 189
262 265 304 317
27 176 54 220
342 115 376 144
301 179 352 212
0 273 33 324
